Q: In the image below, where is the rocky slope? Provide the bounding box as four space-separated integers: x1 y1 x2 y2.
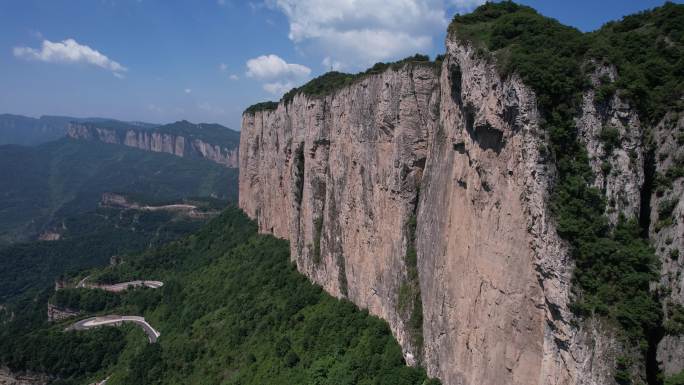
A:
240 6 683 385
67 120 239 168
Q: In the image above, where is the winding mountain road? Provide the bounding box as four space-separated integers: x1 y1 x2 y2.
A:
76 277 164 292
67 315 160 343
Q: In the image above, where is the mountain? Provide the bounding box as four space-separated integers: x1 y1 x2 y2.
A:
0 138 238 244
0 114 156 146
240 2 683 384
67 120 240 168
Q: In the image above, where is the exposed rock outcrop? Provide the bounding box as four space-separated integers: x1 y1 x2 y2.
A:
577 64 645 225
47 303 79 322
67 121 239 168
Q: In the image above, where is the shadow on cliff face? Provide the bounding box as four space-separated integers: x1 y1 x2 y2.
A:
449 62 503 154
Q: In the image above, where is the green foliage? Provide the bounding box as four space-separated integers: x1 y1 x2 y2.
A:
658 198 679 221
244 101 279 114
0 204 211 301
666 369 684 385
588 2 684 125
0 208 438 384
670 249 680 260
664 303 684 335
600 127 621 154
0 325 125 380
312 217 324 264
615 356 632 384
595 82 617 104
398 214 423 353
52 288 121 313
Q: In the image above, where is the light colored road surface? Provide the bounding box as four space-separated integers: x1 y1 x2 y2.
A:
76 277 164 292
67 315 160 343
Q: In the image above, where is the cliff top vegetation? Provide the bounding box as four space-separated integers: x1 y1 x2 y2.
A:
244 54 441 114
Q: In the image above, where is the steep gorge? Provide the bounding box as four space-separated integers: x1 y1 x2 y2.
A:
239 4 683 385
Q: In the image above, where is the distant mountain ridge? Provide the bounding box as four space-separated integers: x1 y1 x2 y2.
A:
67 120 240 168
0 114 157 146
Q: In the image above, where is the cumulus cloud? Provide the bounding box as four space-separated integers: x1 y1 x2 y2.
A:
268 0 484 67
246 54 310 80
245 54 310 95
13 38 127 77
219 63 228 71
184 88 192 94
229 74 240 80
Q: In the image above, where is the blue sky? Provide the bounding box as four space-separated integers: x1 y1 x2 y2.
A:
0 0 677 130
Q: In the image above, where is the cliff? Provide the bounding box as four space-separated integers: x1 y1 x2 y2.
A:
239 3 683 385
240 44 627 385
67 120 239 168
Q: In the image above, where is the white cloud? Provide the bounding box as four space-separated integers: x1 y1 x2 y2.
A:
263 81 295 95
217 0 226 5
219 63 228 71
268 0 484 67
184 88 192 94
245 54 309 96
229 74 239 80
13 38 127 78
246 54 310 80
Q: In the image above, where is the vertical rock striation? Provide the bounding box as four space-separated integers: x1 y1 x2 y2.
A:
240 63 440 361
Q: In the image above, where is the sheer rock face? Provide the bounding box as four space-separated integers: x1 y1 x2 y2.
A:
577 64 644 225
417 41 619 385
240 64 440 361
66 123 239 168
653 112 684 375
239 38 631 385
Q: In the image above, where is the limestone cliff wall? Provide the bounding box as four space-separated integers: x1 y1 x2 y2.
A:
66 124 239 168
240 63 440 361
238 34 633 383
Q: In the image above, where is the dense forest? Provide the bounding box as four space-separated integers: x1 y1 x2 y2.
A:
0 198 221 302
0 208 440 385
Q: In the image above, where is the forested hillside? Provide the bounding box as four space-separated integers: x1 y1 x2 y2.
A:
0 197 223 301
0 208 440 385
